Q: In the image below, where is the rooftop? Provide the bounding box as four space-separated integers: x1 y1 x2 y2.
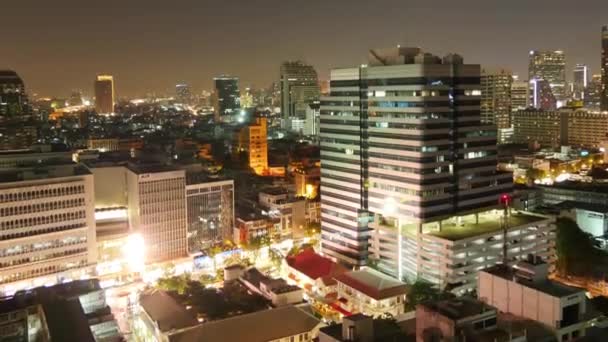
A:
126 162 182 174
334 268 408 300
539 180 608 194
397 211 549 241
139 289 198 332
169 306 321 342
185 172 228 185
286 248 347 283
555 200 608 214
483 264 583 297
419 298 495 321
0 164 91 184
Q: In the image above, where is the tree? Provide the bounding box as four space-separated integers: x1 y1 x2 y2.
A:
243 235 270 264
156 274 189 294
556 217 608 278
404 280 453 312
208 245 223 272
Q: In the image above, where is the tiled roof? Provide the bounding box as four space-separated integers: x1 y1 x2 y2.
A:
286 249 347 281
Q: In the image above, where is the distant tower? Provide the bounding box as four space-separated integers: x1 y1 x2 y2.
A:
175 83 192 104
528 50 566 106
481 68 512 143
94 75 115 114
280 61 320 131
213 75 240 123
573 64 588 101
0 70 29 122
601 26 608 111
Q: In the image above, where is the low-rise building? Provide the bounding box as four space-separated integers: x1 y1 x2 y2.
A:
240 267 303 307
136 288 199 342
284 248 347 296
416 298 530 342
259 187 307 238
0 279 121 342
334 268 408 318
319 314 411 342
234 207 277 245
479 259 594 341
170 305 324 342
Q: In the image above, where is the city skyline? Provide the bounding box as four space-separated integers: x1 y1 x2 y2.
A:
2 0 608 97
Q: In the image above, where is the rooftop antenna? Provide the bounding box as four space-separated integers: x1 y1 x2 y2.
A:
499 194 512 264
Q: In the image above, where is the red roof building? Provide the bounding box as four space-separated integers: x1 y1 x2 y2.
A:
285 248 347 292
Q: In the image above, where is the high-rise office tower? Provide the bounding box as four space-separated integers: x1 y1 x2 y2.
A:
234 117 268 175
586 74 603 108
601 26 608 111
175 83 192 104
320 47 512 267
530 79 557 110
481 68 512 143
213 75 240 123
0 162 97 292
126 165 188 263
94 75 115 114
280 61 320 131
0 70 29 122
528 50 566 105
573 64 589 100
511 79 530 111
185 175 234 252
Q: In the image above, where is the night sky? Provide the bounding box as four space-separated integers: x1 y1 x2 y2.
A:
3 0 607 98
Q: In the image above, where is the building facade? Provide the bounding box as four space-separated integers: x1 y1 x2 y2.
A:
512 108 608 148
0 70 29 123
185 176 234 253
481 68 512 143
280 61 320 131
0 164 97 293
213 75 240 123
320 47 511 267
126 166 188 263
234 117 268 175
573 64 588 100
601 26 608 111
511 80 530 111
94 75 115 115
528 50 566 104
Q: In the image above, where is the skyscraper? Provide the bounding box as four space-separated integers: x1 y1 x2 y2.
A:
320 47 511 267
280 61 320 131
481 68 512 143
528 50 566 105
94 75 115 114
213 75 240 123
573 64 588 100
601 26 608 111
0 70 29 122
